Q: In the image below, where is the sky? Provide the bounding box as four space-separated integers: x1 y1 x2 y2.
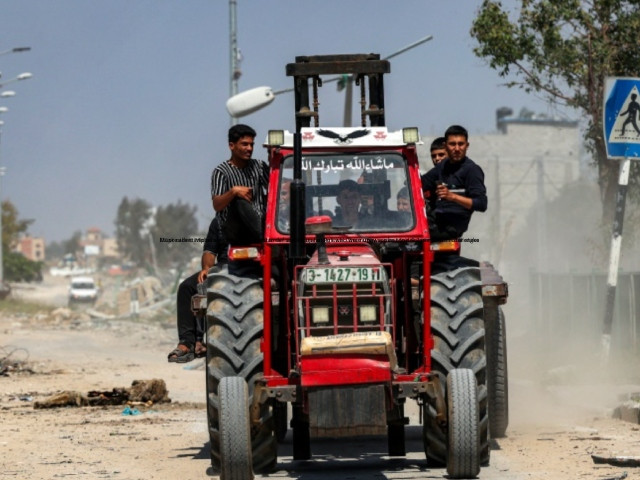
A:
0 0 560 243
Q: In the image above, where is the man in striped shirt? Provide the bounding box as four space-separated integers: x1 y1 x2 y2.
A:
211 124 269 245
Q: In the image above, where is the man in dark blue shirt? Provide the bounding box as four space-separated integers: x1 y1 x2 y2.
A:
421 125 487 240
168 216 228 363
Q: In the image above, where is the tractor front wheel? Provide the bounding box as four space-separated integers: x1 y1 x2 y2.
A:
424 267 489 466
219 376 253 480
206 271 277 473
446 369 480 479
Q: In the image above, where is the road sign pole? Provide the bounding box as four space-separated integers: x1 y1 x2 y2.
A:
602 157 631 361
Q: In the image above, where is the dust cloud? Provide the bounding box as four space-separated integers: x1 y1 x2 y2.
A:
467 179 640 429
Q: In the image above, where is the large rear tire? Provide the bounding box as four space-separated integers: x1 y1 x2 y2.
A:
446 369 480 479
424 267 489 466
206 272 277 473
219 376 253 480
487 306 509 438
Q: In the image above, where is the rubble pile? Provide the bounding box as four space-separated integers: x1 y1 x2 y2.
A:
34 378 171 409
0 345 31 376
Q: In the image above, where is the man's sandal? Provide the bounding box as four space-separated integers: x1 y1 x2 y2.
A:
167 344 195 363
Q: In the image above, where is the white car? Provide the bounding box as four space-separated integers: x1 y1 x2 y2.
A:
68 276 99 304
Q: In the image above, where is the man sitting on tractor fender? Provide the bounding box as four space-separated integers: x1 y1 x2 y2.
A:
421 124 487 241
211 124 269 246
168 216 228 363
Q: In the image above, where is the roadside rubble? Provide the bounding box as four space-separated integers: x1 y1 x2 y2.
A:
33 378 170 409
593 454 640 467
0 344 31 376
613 393 640 425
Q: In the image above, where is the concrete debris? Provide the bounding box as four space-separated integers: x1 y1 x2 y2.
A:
116 276 166 316
87 387 129 406
34 391 89 408
600 473 628 480
613 401 640 424
51 307 72 319
0 346 31 376
128 378 170 403
33 379 171 409
85 308 115 320
592 454 640 467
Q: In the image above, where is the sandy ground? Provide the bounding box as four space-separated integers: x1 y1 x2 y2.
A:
2 277 640 479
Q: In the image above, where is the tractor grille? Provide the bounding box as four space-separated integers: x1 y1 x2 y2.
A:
295 265 395 340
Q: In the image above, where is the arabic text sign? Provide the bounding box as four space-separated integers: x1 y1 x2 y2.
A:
301 156 398 173
604 77 640 158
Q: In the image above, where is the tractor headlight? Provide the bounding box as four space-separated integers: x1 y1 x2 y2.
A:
312 306 330 324
268 130 285 146
359 305 377 323
402 127 420 144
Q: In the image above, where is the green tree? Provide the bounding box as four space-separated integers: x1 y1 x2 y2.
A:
471 0 640 221
114 197 152 267
62 230 83 257
151 200 199 268
2 200 33 251
47 230 83 261
1 200 42 282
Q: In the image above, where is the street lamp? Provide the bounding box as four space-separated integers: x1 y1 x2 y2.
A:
0 73 33 89
226 35 433 126
0 47 31 56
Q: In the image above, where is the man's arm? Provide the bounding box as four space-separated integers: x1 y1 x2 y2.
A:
435 184 473 209
198 216 222 283
421 166 439 193
212 186 252 212
435 162 486 211
197 251 216 283
211 166 252 212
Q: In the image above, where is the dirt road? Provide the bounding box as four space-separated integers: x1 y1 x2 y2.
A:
2 286 640 479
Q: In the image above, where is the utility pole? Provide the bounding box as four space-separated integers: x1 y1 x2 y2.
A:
535 156 548 274
229 0 240 126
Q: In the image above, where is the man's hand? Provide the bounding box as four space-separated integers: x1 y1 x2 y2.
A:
436 184 473 209
213 186 252 212
232 186 253 202
199 252 216 283
436 183 451 200
197 267 209 284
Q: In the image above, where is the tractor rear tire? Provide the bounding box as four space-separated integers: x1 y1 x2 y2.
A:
446 369 480 479
487 306 509 438
424 267 489 466
206 272 277 474
219 376 253 480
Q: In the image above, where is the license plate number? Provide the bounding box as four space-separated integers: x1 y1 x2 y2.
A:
305 267 382 284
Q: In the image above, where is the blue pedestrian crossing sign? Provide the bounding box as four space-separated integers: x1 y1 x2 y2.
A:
604 77 640 158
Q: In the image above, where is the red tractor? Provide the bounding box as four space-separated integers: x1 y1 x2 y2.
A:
202 54 508 479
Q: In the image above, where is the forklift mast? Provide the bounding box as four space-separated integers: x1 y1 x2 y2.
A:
285 53 391 131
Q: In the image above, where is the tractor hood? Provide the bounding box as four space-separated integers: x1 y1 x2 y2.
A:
306 244 381 267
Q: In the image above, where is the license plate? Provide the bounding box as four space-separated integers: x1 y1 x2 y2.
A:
304 267 382 284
